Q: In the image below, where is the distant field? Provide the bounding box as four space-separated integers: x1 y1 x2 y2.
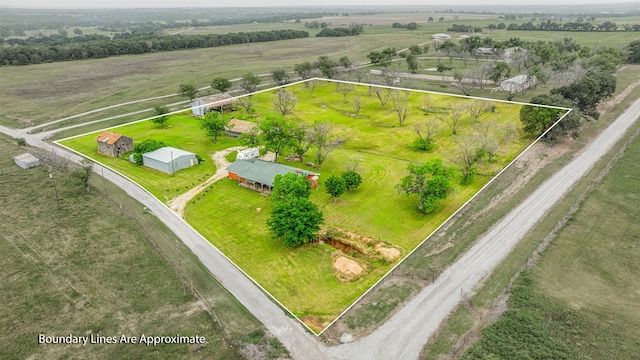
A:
59 80 542 332
0 135 266 359
3 12 639 130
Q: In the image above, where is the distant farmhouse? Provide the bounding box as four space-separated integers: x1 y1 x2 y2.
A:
431 33 451 40
190 93 235 116
13 153 40 169
96 131 133 157
227 148 319 193
142 146 197 174
226 118 258 137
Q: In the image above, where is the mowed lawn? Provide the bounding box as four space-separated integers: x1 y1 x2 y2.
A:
59 115 240 202
61 80 536 332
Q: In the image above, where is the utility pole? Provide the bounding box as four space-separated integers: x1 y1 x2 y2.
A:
48 166 60 210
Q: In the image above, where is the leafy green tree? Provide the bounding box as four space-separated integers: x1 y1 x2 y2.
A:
200 112 230 143
488 62 511 84
551 72 616 119
271 68 290 86
409 44 422 55
240 72 261 95
325 175 346 202
151 105 170 128
625 40 640 63
341 170 362 191
521 94 581 138
293 61 315 80
211 77 232 93
260 115 293 161
397 159 453 213
267 196 324 247
133 139 166 164
63 160 93 194
178 83 198 102
338 56 353 69
314 55 338 79
271 172 311 202
406 54 419 73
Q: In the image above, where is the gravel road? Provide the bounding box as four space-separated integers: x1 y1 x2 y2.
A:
2 97 638 360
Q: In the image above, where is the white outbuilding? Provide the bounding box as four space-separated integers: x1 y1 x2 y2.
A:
432 33 452 40
142 147 197 174
500 75 537 93
13 153 40 169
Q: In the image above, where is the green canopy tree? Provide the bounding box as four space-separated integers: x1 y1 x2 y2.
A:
267 197 324 247
271 172 311 202
211 77 232 93
260 115 293 161
178 83 198 102
200 112 230 143
325 175 346 202
397 159 453 213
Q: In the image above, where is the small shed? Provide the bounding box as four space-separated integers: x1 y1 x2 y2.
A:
237 147 259 160
13 153 40 169
226 118 258 137
501 75 537 93
432 33 451 40
227 158 319 193
475 47 495 56
190 93 235 116
96 131 134 157
142 147 197 174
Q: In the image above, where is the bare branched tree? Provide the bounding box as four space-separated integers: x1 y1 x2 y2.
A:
437 103 466 135
373 86 392 109
272 89 297 116
353 95 362 117
451 134 482 184
309 123 341 169
414 118 440 147
340 83 355 103
237 96 255 114
391 90 410 126
466 99 491 122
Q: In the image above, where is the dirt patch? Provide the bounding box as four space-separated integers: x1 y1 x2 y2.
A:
375 244 401 262
334 256 364 277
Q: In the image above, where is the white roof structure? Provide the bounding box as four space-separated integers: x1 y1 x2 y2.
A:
501 75 537 93
432 33 451 39
143 147 194 163
13 153 40 169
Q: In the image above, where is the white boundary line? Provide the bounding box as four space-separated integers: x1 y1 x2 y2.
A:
55 78 571 336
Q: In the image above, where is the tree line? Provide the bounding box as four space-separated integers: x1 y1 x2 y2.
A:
495 20 637 32
0 29 309 66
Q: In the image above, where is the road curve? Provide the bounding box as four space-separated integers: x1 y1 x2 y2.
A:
2 98 638 360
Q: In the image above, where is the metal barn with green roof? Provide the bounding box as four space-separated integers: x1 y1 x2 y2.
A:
227 159 319 193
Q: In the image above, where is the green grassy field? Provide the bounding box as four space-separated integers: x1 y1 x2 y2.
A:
0 134 272 359
59 79 536 332
463 127 640 359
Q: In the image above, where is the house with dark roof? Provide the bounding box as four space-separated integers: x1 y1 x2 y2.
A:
142 146 197 174
96 131 133 157
190 93 235 116
227 159 319 193
226 118 258 137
